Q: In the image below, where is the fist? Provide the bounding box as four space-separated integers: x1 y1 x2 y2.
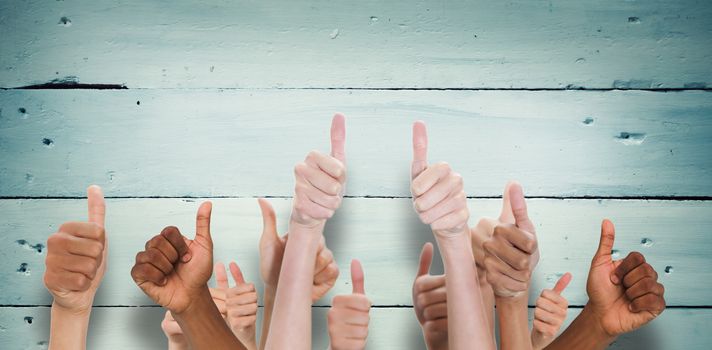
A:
411 121 469 236
44 185 107 313
482 183 539 298
131 202 214 314
587 220 665 336
328 260 370 350
531 273 571 350
291 114 346 227
412 243 448 350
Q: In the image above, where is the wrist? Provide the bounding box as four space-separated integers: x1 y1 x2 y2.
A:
495 293 529 305
167 337 190 350
52 300 93 319
580 303 618 342
174 285 211 318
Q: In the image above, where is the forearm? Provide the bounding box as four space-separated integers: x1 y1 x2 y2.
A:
477 267 496 336
437 232 495 350
496 296 532 350
544 305 615 350
259 285 277 350
174 287 245 350
264 223 322 350
49 302 92 350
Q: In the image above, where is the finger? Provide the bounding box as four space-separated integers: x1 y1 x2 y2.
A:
413 172 462 213
411 162 452 198
508 182 535 234
131 261 166 285
351 259 365 294
414 274 446 294
258 198 279 240
499 181 516 224
612 252 646 285
229 261 246 285
411 121 428 179
553 272 572 294
416 242 434 277
160 226 190 262
215 262 229 289
297 163 342 196
87 185 105 228
195 201 212 242
625 277 664 301
629 293 666 314
59 222 104 240
535 295 563 314
594 219 616 263
330 113 346 163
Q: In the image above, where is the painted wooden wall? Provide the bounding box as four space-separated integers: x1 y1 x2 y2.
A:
1 1 711 349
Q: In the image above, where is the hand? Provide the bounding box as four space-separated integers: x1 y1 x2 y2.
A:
531 273 571 350
130 201 214 314
216 261 258 350
161 310 188 350
328 259 371 350
412 243 448 350
291 114 346 228
482 182 539 298
411 121 469 237
44 185 107 314
586 220 666 336
258 198 339 301
471 182 517 285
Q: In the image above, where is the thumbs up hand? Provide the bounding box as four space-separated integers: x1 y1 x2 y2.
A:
130 202 213 314
44 185 107 314
585 220 665 337
327 260 371 350
216 262 258 350
411 121 469 238
291 114 347 228
482 182 539 298
412 243 449 350
531 273 572 350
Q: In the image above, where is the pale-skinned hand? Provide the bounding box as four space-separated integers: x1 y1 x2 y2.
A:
531 273 572 350
586 220 665 336
44 185 107 314
411 121 469 237
130 201 214 314
291 114 346 228
412 243 448 350
328 259 371 350
482 183 539 298
216 261 258 350
258 198 339 301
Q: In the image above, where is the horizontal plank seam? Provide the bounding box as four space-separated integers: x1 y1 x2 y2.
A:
2 86 712 93
1 305 709 309
2 196 712 201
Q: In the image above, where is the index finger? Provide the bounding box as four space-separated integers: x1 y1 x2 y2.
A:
214 262 229 289
330 113 346 163
351 259 365 294
87 185 105 227
229 261 246 285
411 121 428 179
553 272 572 294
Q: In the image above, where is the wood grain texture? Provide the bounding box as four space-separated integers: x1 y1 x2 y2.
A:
0 307 708 349
2 198 708 306
2 89 711 197
1 1 711 89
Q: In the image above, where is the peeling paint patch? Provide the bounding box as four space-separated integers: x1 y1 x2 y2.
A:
42 138 54 148
628 16 641 24
17 263 30 275
58 16 72 27
615 132 646 145
582 117 594 125
330 29 340 39
16 239 45 253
